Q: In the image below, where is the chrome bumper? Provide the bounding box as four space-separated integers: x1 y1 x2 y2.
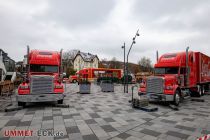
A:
139 93 174 102
16 93 64 103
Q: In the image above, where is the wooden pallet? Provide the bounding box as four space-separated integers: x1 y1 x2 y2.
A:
132 98 149 108
0 81 14 96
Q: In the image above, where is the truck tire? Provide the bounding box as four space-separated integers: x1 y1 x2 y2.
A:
197 85 204 97
57 99 63 104
173 90 180 106
18 102 26 107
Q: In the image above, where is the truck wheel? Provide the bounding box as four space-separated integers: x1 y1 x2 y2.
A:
197 85 203 97
18 102 26 107
173 90 180 106
57 99 63 104
201 86 205 96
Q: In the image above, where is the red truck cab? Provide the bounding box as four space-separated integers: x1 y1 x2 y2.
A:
139 49 210 106
17 49 64 106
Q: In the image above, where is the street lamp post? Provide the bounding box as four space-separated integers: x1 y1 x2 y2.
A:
121 43 126 93
126 29 140 93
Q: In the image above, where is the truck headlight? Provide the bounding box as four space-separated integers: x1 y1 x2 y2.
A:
165 85 173 90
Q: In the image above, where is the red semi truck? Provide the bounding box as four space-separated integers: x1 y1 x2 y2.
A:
139 48 210 106
17 47 64 106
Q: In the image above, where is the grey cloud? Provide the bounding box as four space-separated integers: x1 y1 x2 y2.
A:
0 0 209 64
37 0 116 28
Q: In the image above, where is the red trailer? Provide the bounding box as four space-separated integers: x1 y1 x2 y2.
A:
69 68 122 83
139 49 210 106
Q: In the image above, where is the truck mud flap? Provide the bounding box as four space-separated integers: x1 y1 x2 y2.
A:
5 105 23 112
191 98 205 102
53 104 69 108
137 106 158 112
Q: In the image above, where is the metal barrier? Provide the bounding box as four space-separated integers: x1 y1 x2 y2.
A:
100 80 114 92
79 83 91 94
0 81 14 96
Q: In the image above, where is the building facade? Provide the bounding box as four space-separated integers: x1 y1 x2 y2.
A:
73 51 99 71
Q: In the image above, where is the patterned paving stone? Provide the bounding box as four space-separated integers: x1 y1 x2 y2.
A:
85 119 97 124
63 115 72 120
0 84 210 140
192 113 209 117
142 118 152 122
117 133 131 139
175 125 196 132
89 113 100 118
43 116 53 121
182 118 194 122
103 118 115 122
101 125 117 132
143 122 154 126
160 119 177 124
66 126 80 134
18 121 31 126
140 128 161 137
166 131 189 139
82 134 99 140
5 120 19 126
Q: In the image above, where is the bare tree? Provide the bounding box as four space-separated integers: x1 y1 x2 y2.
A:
63 49 79 60
109 57 121 69
62 49 79 73
138 57 153 72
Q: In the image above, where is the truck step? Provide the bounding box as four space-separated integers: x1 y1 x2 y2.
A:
205 91 210 95
191 98 205 102
54 104 69 108
138 106 158 112
5 105 23 112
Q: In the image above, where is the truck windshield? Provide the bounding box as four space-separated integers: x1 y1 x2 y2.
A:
30 65 58 73
155 67 178 74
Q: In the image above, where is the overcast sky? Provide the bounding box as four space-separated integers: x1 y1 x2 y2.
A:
0 0 210 64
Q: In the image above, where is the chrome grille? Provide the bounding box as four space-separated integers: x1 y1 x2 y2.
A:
30 75 54 94
146 77 164 93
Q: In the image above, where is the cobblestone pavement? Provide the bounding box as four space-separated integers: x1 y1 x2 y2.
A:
0 84 210 140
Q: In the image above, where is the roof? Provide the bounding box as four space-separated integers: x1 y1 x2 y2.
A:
73 51 99 62
155 51 193 67
0 49 15 63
